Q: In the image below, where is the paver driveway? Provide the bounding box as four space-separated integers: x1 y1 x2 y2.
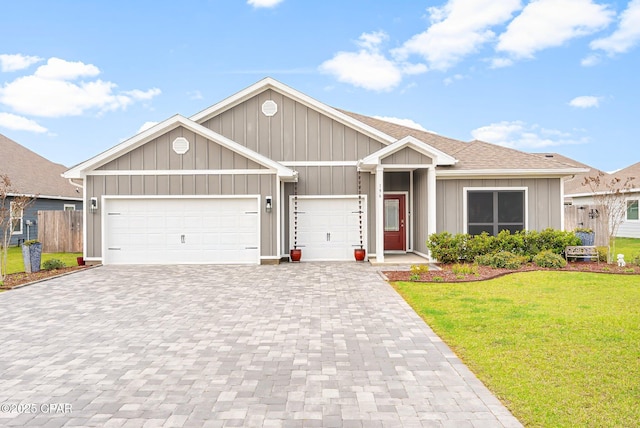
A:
0 264 522 427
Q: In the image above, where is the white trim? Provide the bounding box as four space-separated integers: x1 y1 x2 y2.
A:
276 179 282 258
190 77 397 146
87 169 275 176
280 161 358 167
566 187 640 198
409 172 414 251
462 187 529 234
560 178 565 231
375 166 384 263
101 195 261 265
63 115 297 182
383 191 409 253
437 168 586 178
359 136 457 170
63 204 76 211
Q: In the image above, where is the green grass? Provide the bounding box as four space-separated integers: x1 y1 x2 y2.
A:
2 246 82 274
613 237 640 260
393 271 640 427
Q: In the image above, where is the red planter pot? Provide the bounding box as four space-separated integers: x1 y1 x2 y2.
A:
354 248 366 261
290 249 302 262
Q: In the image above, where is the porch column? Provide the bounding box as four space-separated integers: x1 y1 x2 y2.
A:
375 165 385 263
427 166 436 261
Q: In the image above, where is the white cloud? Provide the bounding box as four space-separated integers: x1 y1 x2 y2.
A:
373 116 436 133
393 0 522 71
188 90 203 100
0 57 161 118
0 54 42 72
590 0 640 54
247 0 283 8
497 0 614 58
320 32 409 91
569 95 600 108
471 120 588 149
490 57 514 68
137 121 159 134
0 112 47 133
443 73 465 85
581 54 601 66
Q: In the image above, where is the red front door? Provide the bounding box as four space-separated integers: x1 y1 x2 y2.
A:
384 194 406 251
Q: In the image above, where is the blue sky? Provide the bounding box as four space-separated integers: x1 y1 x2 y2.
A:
1 0 639 172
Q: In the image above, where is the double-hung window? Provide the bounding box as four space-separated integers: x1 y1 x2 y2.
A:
10 201 23 235
627 199 639 221
467 189 525 236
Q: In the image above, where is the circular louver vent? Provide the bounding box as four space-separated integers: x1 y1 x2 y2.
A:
172 137 189 154
262 100 278 117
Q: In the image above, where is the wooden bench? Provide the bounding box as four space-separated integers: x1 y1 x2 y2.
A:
565 246 599 262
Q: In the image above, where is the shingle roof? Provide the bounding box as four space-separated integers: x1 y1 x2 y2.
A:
0 133 81 199
614 161 640 184
532 153 608 195
339 110 582 173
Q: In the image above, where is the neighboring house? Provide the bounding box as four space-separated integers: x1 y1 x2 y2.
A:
0 133 84 246
63 78 585 265
564 159 640 238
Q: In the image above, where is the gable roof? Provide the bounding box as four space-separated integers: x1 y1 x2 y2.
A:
0 133 81 200
614 161 640 183
359 136 457 171
63 115 297 181
340 111 586 176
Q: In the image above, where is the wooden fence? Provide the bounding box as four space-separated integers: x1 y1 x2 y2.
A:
564 204 608 247
37 210 83 253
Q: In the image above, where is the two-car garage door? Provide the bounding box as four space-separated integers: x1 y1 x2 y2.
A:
104 197 260 265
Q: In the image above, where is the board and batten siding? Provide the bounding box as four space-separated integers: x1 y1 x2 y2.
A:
436 178 563 234
381 148 433 165
200 89 386 162
413 169 430 255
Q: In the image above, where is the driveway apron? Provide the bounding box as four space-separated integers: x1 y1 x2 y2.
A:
0 263 522 427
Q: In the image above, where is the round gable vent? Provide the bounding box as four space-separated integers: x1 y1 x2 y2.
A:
262 100 278 117
172 137 189 155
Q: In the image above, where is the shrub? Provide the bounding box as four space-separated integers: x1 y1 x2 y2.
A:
596 247 609 262
533 250 567 268
475 251 527 269
451 263 479 276
42 259 65 270
410 264 430 275
427 232 461 264
629 253 640 267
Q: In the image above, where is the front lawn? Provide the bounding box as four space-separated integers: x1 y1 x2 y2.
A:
393 271 640 427
613 237 640 260
2 246 82 274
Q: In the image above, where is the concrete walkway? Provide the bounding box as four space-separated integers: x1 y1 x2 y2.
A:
0 263 522 427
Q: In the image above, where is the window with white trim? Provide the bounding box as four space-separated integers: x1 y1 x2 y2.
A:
467 190 525 236
10 202 23 235
627 199 639 221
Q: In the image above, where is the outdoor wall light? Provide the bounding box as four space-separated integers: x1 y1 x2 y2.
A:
265 196 272 213
90 197 98 212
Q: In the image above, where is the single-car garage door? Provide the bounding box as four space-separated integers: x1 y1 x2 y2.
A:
104 197 260 265
290 196 366 261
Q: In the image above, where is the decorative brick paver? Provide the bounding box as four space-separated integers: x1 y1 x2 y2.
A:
0 263 522 427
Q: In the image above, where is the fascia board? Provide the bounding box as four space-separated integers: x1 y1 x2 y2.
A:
189 77 396 146
436 168 588 178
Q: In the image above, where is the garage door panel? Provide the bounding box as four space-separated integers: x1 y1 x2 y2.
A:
105 198 259 265
292 197 366 261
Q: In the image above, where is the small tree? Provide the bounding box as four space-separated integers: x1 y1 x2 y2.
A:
0 175 34 285
582 172 636 262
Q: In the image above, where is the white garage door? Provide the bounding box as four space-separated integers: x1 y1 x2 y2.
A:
291 197 366 261
104 197 260 265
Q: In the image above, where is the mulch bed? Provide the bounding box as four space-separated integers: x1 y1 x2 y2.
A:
384 262 640 283
1 266 89 290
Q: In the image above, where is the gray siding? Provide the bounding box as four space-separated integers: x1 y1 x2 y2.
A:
384 172 410 192
381 148 432 165
201 89 386 162
413 170 429 254
436 178 563 234
98 127 265 172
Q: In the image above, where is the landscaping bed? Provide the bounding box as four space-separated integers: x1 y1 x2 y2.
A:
384 261 640 282
1 266 88 290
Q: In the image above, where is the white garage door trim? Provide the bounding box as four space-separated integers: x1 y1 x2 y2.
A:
289 195 367 261
102 195 260 265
